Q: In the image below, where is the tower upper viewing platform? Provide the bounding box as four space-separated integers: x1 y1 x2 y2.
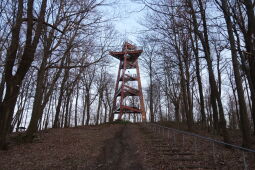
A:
109 42 143 61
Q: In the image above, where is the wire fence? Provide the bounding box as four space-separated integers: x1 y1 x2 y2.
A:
144 123 255 169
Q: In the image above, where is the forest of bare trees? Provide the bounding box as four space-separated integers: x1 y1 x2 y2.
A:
0 0 119 149
140 0 255 148
0 0 254 152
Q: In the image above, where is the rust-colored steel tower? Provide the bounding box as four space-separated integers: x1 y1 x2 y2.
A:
110 42 146 122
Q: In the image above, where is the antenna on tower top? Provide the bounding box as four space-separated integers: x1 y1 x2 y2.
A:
123 1 128 42
124 29 127 41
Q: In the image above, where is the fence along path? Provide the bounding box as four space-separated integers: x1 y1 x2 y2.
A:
142 123 255 169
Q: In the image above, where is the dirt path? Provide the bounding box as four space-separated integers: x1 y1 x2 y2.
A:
0 124 147 170
94 124 145 170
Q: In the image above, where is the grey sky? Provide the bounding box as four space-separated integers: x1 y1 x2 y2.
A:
106 0 146 43
101 0 149 94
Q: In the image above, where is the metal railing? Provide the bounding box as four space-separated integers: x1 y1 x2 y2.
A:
144 123 255 169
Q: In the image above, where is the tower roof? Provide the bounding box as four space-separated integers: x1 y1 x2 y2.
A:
109 42 143 61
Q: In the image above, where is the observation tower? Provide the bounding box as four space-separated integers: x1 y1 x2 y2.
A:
110 42 146 122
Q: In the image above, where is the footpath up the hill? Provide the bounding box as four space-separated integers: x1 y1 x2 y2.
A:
0 124 254 169
0 124 146 170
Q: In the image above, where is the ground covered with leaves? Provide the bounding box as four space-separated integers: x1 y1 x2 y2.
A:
0 123 255 170
0 124 147 170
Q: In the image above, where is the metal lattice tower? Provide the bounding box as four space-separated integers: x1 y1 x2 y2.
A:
110 42 146 122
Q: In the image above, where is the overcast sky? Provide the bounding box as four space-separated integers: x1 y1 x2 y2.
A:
100 0 150 92
104 0 146 44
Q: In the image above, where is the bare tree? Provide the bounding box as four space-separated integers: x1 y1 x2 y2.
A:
0 0 48 149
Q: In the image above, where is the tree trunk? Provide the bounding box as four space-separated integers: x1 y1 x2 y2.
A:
96 90 103 125
64 90 71 128
191 33 206 127
179 56 193 131
149 61 154 122
104 99 108 123
74 85 79 127
0 0 47 149
53 64 69 128
187 0 230 143
82 88 87 126
219 0 251 147
85 87 91 125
